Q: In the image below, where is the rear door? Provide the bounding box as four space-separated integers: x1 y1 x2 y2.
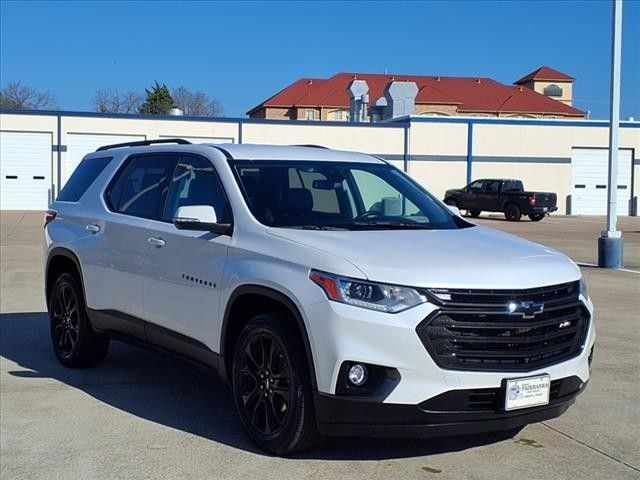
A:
480 180 502 211
143 154 231 352
86 153 176 334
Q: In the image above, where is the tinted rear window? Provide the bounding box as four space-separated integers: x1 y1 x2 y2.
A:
57 156 113 202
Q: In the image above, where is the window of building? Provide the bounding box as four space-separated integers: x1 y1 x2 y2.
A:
305 109 315 121
543 84 564 97
333 110 344 121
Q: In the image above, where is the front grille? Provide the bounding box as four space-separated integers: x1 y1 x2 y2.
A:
416 282 590 372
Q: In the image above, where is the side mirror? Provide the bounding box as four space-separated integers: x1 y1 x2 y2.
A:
172 205 232 235
447 204 461 216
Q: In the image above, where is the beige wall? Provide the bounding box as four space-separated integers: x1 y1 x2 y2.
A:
1 112 638 215
241 122 404 154
526 80 574 106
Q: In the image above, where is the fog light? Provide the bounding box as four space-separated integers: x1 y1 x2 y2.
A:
348 364 367 386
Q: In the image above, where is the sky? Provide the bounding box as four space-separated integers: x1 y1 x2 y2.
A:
1 0 639 119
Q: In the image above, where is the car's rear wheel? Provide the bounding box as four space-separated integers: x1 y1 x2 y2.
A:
231 313 322 455
469 210 481 218
49 273 109 368
504 203 521 222
528 213 545 222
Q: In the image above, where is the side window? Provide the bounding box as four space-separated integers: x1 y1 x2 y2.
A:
163 156 231 223
468 180 484 192
108 154 176 219
485 181 500 194
57 156 113 202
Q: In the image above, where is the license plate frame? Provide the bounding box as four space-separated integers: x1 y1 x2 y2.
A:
504 374 551 411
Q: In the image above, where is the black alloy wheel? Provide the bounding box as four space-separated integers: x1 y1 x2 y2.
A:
238 331 293 436
232 314 321 454
49 273 109 368
51 280 81 358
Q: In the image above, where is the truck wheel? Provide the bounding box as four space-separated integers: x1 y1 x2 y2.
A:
528 213 545 222
49 273 110 368
469 210 481 218
231 313 322 455
504 203 521 222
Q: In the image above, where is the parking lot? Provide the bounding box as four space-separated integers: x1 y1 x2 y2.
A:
1 210 638 480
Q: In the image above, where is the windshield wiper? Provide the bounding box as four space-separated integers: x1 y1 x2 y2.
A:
350 221 434 230
287 224 351 231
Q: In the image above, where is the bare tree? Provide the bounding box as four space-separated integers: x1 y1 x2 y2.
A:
93 89 142 113
0 80 57 109
172 86 223 117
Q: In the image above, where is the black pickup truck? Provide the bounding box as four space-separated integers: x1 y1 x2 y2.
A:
443 179 557 221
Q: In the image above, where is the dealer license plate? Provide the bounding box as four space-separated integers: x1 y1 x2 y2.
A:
505 375 551 411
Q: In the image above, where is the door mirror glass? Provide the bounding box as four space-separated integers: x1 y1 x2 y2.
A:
447 204 461 216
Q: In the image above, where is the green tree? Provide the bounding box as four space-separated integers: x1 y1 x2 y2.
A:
138 81 174 114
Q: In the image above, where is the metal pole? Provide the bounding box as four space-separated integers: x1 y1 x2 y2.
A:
598 0 624 268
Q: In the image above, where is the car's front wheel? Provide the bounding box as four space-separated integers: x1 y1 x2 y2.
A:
49 273 110 368
231 313 322 455
468 210 481 218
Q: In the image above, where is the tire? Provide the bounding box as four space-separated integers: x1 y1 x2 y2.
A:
504 203 522 222
469 210 481 218
528 213 545 222
231 313 322 455
49 273 110 368
444 198 457 207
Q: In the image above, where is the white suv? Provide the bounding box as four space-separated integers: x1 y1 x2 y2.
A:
45 139 595 454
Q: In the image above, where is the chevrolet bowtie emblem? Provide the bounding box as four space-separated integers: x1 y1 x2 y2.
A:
507 301 544 319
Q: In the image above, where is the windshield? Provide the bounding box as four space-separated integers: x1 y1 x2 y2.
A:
232 160 469 230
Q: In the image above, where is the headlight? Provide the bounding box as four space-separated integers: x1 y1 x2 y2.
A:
579 276 589 299
309 270 427 313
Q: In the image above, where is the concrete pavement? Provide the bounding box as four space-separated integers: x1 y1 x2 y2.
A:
1 211 638 479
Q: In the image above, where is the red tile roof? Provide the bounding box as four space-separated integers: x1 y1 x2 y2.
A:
248 69 584 117
514 66 575 84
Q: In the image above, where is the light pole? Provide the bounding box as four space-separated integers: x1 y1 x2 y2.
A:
598 0 624 268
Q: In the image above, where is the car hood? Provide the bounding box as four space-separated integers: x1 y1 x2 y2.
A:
266 225 581 289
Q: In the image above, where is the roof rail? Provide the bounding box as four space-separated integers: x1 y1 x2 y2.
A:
293 144 329 149
95 138 191 152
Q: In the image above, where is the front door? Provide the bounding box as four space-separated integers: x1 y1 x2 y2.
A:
143 154 231 353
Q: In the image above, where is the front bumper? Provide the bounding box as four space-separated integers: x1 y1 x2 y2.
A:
304 295 595 404
315 376 587 438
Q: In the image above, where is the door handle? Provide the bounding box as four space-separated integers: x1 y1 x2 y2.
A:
86 224 100 234
147 236 166 247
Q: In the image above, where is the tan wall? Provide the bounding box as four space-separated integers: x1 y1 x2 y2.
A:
241 122 404 154
409 161 468 201
531 80 573 106
415 104 459 116
1 112 638 215
263 107 295 120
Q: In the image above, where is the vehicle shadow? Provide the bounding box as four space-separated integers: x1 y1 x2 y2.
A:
1 311 516 460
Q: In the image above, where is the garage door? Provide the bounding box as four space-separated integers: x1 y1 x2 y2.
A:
1 131 53 210
159 135 233 144
65 134 145 187
571 148 633 215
